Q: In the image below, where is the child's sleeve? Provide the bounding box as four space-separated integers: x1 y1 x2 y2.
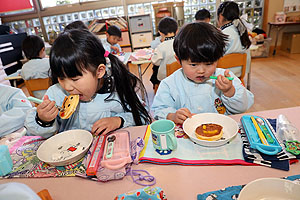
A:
151 80 178 120
115 112 135 127
221 75 254 114
117 44 122 53
0 89 32 137
151 46 163 66
24 86 60 138
24 108 59 138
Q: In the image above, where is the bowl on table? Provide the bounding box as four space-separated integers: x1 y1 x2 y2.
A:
37 129 93 166
238 177 300 200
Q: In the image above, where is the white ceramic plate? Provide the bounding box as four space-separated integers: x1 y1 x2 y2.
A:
37 129 93 166
182 113 239 147
238 178 300 200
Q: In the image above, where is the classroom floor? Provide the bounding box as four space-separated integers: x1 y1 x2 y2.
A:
21 50 300 113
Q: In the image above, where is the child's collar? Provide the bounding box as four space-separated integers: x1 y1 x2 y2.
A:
164 36 175 41
220 22 233 30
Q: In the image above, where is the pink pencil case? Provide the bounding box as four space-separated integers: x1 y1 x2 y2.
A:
100 130 131 170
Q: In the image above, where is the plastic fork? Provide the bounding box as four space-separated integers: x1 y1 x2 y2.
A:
27 96 65 112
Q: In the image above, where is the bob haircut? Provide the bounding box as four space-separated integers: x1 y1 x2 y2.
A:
22 35 45 59
195 9 211 21
50 29 106 82
158 17 178 35
173 22 228 63
107 25 122 38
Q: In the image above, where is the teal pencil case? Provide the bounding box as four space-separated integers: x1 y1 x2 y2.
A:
241 115 282 155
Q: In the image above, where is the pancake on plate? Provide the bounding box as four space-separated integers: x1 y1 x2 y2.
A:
195 123 223 141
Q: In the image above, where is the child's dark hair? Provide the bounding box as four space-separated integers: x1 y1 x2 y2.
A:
173 22 228 63
107 25 122 38
22 35 45 59
64 20 88 31
50 29 151 125
158 17 178 35
217 1 251 49
195 9 211 21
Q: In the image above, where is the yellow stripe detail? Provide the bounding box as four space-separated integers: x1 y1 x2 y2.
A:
139 125 151 159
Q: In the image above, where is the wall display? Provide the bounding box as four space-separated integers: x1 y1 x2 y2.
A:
284 0 300 12
3 0 264 42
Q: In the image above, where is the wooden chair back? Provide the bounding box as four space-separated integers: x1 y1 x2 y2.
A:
153 61 181 94
24 78 51 97
166 61 181 77
217 53 247 85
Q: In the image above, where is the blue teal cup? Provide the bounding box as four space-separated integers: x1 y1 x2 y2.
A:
0 145 13 176
150 119 177 151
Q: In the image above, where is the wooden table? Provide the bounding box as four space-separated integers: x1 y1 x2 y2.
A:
1 107 300 199
268 22 300 55
4 69 22 87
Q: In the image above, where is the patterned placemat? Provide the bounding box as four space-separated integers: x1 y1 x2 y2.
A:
1 136 85 178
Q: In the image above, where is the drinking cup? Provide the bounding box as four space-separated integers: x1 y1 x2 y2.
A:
150 119 177 152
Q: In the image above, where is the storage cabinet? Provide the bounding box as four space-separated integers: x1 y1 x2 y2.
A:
129 14 153 50
281 32 300 54
131 32 153 49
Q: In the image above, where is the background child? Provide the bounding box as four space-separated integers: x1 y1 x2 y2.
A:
217 1 251 87
25 29 151 138
101 25 122 54
0 84 32 137
151 17 178 89
21 35 50 99
195 8 211 23
151 22 254 124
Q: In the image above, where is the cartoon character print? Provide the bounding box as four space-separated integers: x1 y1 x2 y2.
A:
159 190 167 200
13 139 43 173
206 193 218 200
114 171 125 179
144 186 158 196
214 98 226 114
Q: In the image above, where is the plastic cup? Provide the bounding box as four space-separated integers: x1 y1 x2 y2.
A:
0 145 13 176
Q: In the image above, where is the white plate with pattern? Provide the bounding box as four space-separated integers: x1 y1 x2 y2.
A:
37 129 93 166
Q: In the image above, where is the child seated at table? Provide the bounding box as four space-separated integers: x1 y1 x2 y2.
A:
151 22 254 124
101 25 122 54
151 17 178 90
21 35 50 99
0 84 32 137
195 8 211 23
24 29 151 138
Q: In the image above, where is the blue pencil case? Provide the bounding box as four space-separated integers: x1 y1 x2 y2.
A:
241 115 282 155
